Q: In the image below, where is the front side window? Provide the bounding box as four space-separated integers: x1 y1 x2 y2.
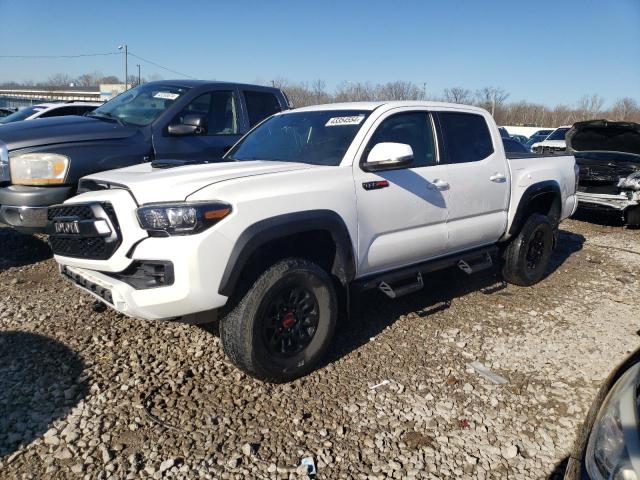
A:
439 112 494 163
227 109 370 166
243 91 282 127
90 83 190 126
171 91 238 135
364 112 437 168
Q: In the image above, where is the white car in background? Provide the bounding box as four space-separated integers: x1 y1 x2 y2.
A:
0 101 102 124
532 125 572 154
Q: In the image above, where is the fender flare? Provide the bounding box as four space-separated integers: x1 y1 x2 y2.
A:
218 210 356 297
508 180 561 236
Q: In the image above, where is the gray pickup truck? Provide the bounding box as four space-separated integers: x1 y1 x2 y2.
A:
0 80 289 233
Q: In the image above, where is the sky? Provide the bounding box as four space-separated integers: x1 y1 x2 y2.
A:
0 0 639 108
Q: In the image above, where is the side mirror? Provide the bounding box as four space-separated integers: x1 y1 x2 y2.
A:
362 142 414 172
167 113 207 136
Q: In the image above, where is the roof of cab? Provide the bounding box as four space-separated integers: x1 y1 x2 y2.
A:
291 100 489 114
143 79 282 91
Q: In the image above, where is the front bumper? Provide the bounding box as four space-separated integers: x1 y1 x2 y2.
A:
56 228 234 322
577 190 640 211
0 184 74 232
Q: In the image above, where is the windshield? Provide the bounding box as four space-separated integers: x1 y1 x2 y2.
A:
227 110 371 166
0 106 44 124
547 127 570 141
90 83 190 126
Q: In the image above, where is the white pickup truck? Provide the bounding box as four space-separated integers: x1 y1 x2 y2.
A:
49 101 579 381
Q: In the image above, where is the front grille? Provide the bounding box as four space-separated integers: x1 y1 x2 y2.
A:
49 202 121 260
48 204 95 221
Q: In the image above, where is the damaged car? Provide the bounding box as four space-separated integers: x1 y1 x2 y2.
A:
567 119 640 227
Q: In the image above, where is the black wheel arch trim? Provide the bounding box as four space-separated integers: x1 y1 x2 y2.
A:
218 210 356 297
508 180 562 236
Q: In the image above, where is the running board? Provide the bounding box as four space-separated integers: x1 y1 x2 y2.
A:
354 245 499 295
457 252 493 275
378 272 423 299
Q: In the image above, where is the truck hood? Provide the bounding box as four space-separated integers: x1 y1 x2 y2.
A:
0 116 139 151
80 160 316 204
567 119 640 156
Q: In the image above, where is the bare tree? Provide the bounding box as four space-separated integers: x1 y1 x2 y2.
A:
475 87 509 116
42 73 74 87
376 81 422 100
610 97 640 122
443 87 472 104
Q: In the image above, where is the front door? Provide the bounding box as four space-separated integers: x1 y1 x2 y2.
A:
153 89 242 162
353 109 451 276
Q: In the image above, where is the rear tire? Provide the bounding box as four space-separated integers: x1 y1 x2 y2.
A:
219 258 337 382
502 213 554 286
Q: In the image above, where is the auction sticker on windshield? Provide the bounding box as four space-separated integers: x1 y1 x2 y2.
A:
325 115 365 126
153 92 180 100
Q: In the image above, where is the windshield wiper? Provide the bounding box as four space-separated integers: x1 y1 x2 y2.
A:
87 111 126 126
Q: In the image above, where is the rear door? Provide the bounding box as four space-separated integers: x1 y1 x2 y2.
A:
153 89 243 162
353 108 451 275
436 111 509 251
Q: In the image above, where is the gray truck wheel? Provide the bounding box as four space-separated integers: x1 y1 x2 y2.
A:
219 258 337 382
502 213 554 286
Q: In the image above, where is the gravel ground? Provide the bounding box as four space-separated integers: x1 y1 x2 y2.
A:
0 214 638 479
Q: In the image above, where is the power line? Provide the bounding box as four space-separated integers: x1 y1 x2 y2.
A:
0 52 122 59
128 52 195 79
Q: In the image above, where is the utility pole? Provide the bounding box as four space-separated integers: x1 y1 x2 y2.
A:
136 64 141 86
491 88 496 117
118 44 128 90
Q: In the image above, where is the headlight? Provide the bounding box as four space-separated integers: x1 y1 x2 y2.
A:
585 362 640 480
137 202 232 236
9 152 69 185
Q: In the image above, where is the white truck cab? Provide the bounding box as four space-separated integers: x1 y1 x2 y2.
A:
49 101 578 381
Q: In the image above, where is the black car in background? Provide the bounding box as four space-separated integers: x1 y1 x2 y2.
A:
567 120 640 226
0 81 289 232
502 137 531 154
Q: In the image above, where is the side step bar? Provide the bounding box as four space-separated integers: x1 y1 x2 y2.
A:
354 245 499 298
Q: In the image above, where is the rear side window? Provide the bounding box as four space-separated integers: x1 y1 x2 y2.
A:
243 91 281 127
439 112 494 163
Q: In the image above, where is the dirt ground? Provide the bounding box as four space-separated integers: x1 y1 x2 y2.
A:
0 212 638 479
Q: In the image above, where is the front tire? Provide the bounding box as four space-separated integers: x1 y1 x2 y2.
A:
502 213 554 286
219 258 337 382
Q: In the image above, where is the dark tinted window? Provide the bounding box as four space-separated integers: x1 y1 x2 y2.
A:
0 106 44 124
439 112 494 163
171 91 238 135
547 127 570 141
76 105 98 115
366 112 436 168
39 106 80 118
244 91 281 127
502 138 529 153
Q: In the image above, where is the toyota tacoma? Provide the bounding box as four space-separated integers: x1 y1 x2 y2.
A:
49 101 579 381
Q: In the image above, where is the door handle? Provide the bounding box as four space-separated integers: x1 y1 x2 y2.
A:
429 179 450 190
490 173 507 183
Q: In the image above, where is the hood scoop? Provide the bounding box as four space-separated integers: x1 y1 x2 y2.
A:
567 120 640 156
